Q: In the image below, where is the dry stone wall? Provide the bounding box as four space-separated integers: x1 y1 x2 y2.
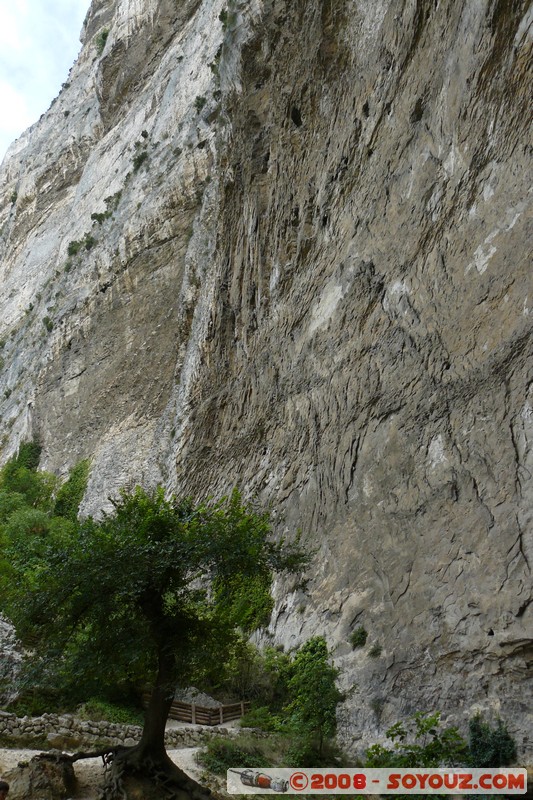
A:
0 711 238 750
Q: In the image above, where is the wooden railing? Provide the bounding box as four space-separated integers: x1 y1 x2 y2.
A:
144 695 251 726
169 699 251 726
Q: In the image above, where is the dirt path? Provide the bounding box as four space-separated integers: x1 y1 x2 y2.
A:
0 746 204 799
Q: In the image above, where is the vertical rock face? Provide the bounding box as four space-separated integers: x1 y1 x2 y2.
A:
0 0 531 757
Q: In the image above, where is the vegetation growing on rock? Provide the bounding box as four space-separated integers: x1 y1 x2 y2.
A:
95 28 109 56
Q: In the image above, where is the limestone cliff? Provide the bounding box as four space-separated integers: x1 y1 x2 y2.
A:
0 0 531 758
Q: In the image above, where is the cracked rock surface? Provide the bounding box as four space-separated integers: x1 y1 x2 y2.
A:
0 0 531 759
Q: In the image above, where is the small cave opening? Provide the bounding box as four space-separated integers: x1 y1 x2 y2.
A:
290 106 303 127
410 97 425 123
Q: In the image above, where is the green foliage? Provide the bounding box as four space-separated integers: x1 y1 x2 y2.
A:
4 506 50 541
132 151 149 171
0 448 89 708
1 486 308 714
91 211 109 225
8 441 42 472
53 459 90 521
76 698 143 725
197 734 272 774
198 727 343 779
0 447 57 512
286 737 345 769
67 233 96 256
214 572 273 634
284 637 343 761
6 693 63 718
0 469 308 741
105 191 122 212
368 643 382 658
261 647 293 709
0 490 26 522
95 28 109 55
194 96 207 112
468 715 516 767
350 626 368 649
218 7 237 30
361 711 516 800
42 316 54 332
208 637 264 700
208 44 223 77
206 639 292 711
91 192 121 225
365 712 468 769
240 705 282 732
10 191 17 204
67 240 82 256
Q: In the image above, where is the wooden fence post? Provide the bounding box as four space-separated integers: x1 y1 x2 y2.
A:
192 703 196 725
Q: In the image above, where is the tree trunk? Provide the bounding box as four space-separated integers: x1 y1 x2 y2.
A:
103 644 212 799
137 643 175 760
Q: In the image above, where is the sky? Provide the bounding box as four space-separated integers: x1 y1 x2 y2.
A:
0 0 90 161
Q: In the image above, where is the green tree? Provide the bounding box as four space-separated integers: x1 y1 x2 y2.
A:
1 485 307 797
285 636 343 763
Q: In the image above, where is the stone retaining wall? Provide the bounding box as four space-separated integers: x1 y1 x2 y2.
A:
0 711 240 750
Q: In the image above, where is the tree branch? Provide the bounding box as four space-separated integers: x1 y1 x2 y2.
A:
35 746 120 764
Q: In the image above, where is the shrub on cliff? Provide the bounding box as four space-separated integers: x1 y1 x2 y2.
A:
53 459 90 521
365 712 468 769
468 714 517 767
95 28 109 55
350 625 368 648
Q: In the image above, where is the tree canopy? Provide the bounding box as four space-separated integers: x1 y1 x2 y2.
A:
3 485 306 693
0 446 309 796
